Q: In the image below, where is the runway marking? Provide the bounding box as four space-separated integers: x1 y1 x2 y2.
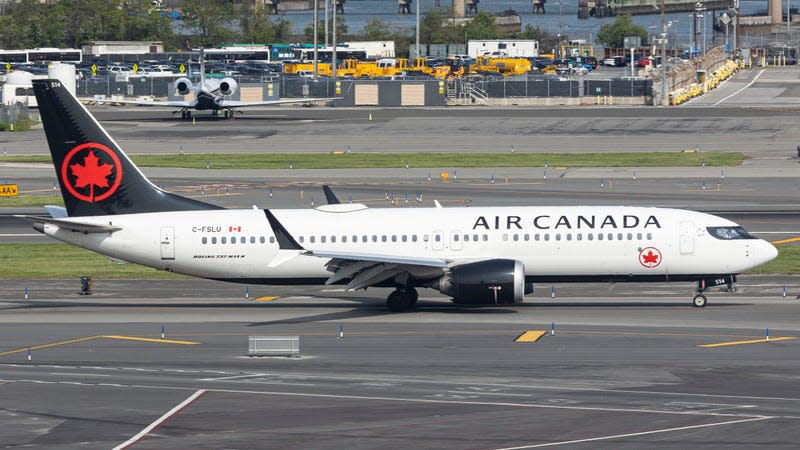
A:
492 416 771 449
0 233 44 237
698 337 796 348
770 237 800 245
113 388 207 450
713 69 766 106
48 372 111 377
255 296 280 302
515 331 546 343
203 387 769 418
102 335 201 345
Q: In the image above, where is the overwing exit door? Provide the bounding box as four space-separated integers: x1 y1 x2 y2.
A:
160 226 175 260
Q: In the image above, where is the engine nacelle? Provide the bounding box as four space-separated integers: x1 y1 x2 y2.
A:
218 77 237 96
173 77 192 96
438 259 527 305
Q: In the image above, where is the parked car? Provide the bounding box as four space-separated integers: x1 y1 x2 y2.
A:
602 56 625 67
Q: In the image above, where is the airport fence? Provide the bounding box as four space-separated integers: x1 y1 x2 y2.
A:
0 103 37 125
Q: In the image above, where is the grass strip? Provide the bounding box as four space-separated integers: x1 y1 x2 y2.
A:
0 152 744 169
0 243 185 279
0 241 793 279
0 195 63 207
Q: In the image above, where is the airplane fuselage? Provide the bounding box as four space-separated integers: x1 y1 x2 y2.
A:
42 205 776 286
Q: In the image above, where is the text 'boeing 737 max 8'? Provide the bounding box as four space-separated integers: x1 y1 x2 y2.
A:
20 79 778 311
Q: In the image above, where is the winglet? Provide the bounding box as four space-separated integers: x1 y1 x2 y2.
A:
322 185 341 205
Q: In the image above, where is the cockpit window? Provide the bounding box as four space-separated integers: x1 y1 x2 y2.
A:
707 226 755 240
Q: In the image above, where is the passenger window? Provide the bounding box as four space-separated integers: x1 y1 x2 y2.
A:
535 234 540 241
352 235 357 242
544 234 550 241
423 235 429 242
637 233 642 240
483 234 488 241
598 234 603 241
310 236 315 243
512 234 518 241
221 237 227 244
454 234 460 242
617 233 623 241
382 235 387 242
362 235 368 243
392 235 397 242
473 234 479 241
250 236 256 244
607 233 613 241
342 236 347 243
435 234 441 242
299 236 305 243
463 234 469 241
647 233 652 240
413 235 418 242
627 233 632 240
577 233 582 241
503 234 509 241
524 234 530 241
372 235 377 242
202 237 207 244
566 234 572 241
321 236 327 243
402 235 408 242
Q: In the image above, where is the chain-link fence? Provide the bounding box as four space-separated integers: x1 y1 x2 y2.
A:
0 103 36 125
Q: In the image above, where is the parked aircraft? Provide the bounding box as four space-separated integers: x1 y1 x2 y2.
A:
20 79 778 311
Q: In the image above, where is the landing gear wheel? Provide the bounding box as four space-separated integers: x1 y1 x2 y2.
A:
386 290 412 312
186 111 192 120
692 294 707 308
180 110 187 119
407 287 419 307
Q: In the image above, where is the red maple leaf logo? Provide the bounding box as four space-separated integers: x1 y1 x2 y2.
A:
642 250 659 264
69 150 113 202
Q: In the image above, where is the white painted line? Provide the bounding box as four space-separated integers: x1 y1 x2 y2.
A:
113 388 206 450
0 234 44 237
713 70 765 106
492 416 770 449
49 372 111 377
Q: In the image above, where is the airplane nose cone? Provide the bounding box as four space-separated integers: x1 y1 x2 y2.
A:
760 240 779 265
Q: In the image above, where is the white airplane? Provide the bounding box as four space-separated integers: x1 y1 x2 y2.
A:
20 79 778 311
99 54 329 119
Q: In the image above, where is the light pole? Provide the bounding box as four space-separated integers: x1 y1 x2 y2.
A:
313 0 318 79
415 0 420 61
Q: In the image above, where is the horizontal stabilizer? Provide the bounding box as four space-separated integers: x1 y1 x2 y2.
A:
14 215 121 233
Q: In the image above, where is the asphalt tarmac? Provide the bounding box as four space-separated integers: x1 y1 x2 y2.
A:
1 67 800 449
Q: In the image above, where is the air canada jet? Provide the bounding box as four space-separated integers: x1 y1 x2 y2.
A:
20 79 778 311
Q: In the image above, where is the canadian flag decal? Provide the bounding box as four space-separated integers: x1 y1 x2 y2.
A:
229 226 241 232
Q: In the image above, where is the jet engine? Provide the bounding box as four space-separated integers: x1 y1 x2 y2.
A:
173 77 192 96
437 259 529 305
218 77 237 96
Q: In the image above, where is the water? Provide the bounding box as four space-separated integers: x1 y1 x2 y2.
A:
266 0 770 49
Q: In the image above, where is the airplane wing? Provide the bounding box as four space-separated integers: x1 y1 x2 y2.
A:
14 215 121 233
303 250 448 291
218 98 336 108
80 97 195 108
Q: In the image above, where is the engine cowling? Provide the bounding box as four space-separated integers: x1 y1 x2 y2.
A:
218 77 237 96
438 259 527 305
173 77 192 96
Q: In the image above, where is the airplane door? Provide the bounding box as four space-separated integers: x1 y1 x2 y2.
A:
679 221 694 254
160 226 175 260
451 230 463 251
432 230 444 251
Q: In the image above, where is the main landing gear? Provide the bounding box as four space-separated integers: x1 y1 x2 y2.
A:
179 110 192 120
692 293 707 308
386 287 419 312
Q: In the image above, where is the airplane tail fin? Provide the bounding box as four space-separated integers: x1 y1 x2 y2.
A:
33 79 221 217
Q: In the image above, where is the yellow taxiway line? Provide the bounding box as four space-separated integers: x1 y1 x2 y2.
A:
698 337 796 348
101 335 201 345
771 237 800 245
255 296 280 302
0 335 101 357
0 334 202 357
514 330 547 343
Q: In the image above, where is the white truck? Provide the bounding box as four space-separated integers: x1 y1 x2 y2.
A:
467 40 539 59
